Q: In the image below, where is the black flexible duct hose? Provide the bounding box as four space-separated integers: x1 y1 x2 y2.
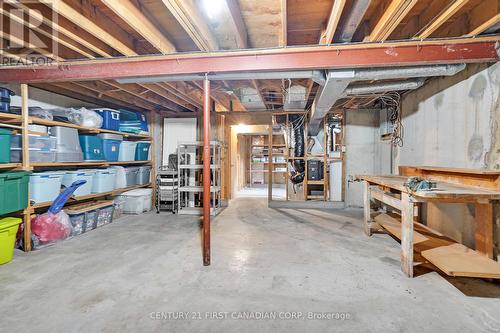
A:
290 115 305 184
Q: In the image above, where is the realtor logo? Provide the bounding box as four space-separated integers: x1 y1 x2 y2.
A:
0 0 59 66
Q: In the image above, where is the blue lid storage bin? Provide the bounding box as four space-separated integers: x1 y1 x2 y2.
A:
93 108 120 131
91 169 117 193
118 141 137 161
0 87 14 113
29 171 64 204
79 135 105 161
61 170 95 198
98 133 123 162
135 141 151 161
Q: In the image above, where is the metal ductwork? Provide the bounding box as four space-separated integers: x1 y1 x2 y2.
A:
117 70 326 85
343 79 426 96
308 63 466 135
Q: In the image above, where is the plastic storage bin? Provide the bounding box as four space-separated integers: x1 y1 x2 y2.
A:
0 128 12 163
66 200 113 235
91 169 117 193
0 171 30 215
29 171 64 204
61 170 94 197
0 217 22 265
119 110 148 133
93 108 120 131
96 204 114 227
0 87 14 112
109 166 126 189
118 188 153 214
98 133 122 162
118 141 137 161
124 167 139 187
112 196 126 220
49 126 84 162
135 141 151 161
10 134 57 163
137 166 151 185
79 135 105 161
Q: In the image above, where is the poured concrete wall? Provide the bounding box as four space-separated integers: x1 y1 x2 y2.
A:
394 62 500 249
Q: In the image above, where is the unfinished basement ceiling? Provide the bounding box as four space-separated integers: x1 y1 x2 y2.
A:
0 0 499 115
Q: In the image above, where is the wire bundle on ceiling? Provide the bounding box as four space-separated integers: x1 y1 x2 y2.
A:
378 92 404 147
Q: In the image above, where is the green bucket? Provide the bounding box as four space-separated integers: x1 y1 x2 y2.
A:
0 128 12 163
0 171 30 215
0 217 22 265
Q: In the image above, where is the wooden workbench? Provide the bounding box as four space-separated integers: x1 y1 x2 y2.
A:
355 169 500 278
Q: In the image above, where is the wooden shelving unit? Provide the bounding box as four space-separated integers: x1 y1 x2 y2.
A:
270 112 345 202
249 134 287 187
0 84 157 252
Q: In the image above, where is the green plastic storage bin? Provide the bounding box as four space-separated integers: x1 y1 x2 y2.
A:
0 171 30 215
0 128 12 163
0 217 22 265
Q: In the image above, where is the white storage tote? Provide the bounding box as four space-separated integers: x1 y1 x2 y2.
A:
108 166 126 189
91 169 117 193
118 188 152 214
29 171 64 204
61 170 95 197
118 141 138 161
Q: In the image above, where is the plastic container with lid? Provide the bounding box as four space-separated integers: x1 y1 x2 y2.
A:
61 170 95 197
137 166 151 185
93 108 120 131
0 171 30 215
0 217 22 265
108 166 126 189
98 133 122 162
0 128 12 163
135 141 151 161
124 167 139 187
118 141 137 161
118 188 153 214
0 87 14 113
91 168 117 193
29 171 64 204
49 126 83 162
79 135 105 161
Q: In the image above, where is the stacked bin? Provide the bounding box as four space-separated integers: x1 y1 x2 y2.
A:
0 171 30 214
91 169 117 193
29 171 64 204
61 170 95 197
98 133 122 161
49 126 83 162
79 135 105 161
135 141 151 161
10 134 57 163
0 129 12 163
118 141 137 161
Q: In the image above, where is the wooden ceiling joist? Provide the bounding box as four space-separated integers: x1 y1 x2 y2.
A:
50 0 136 55
100 0 176 54
225 0 249 49
368 0 418 41
467 13 500 36
416 0 470 39
161 0 219 51
280 0 288 47
320 0 347 44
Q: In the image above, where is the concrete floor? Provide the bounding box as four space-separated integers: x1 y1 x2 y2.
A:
1 198 500 332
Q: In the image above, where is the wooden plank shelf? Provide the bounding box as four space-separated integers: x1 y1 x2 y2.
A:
0 163 23 169
28 117 152 139
31 160 152 168
30 183 152 209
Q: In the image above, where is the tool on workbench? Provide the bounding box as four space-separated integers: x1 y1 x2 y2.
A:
404 177 437 192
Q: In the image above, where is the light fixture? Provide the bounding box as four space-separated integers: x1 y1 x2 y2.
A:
202 0 225 20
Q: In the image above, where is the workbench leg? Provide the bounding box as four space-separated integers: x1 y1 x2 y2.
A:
362 181 372 236
401 193 414 278
475 203 494 258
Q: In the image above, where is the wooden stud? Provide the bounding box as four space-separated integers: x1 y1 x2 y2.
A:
475 203 494 258
362 180 372 236
280 0 288 47
20 84 31 252
401 192 415 277
268 124 273 203
466 13 500 37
